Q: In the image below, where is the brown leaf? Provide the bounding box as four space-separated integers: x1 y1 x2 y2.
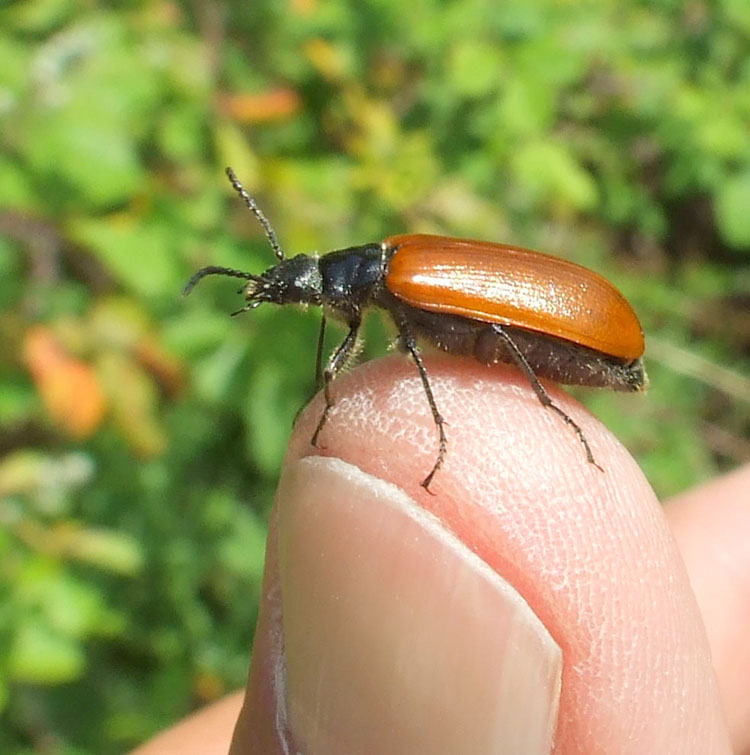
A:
23 326 107 439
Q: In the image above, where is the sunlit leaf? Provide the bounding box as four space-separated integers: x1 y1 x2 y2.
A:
9 622 85 684
60 524 144 575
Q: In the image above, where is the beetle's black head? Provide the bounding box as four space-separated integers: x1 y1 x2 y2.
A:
183 168 327 314
183 254 323 314
249 254 324 307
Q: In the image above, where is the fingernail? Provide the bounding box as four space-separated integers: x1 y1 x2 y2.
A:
276 457 562 755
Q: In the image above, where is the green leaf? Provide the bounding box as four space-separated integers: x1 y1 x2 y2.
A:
16 18 156 205
512 139 598 211
0 156 36 210
18 564 117 637
497 77 556 137
192 335 249 402
245 359 295 476
0 0 76 34
157 103 207 163
217 506 267 581
715 171 750 249
9 621 85 684
447 42 503 98
0 33 31 99
68 216 182 297
25 109 144 205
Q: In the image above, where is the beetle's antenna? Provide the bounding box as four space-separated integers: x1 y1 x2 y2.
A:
225 167 285 262
183 266 261 296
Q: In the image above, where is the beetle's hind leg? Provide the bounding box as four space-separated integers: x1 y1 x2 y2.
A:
490 324 603 472
393 310 447 491
311 316 361 448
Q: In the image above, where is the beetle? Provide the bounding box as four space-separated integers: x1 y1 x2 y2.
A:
185 167 647 489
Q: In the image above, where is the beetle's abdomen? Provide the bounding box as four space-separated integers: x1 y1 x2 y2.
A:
386 298 646 392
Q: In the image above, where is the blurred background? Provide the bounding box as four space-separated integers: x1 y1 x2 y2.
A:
2 0 749 751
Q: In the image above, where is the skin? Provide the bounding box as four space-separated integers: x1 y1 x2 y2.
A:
133 355 749 754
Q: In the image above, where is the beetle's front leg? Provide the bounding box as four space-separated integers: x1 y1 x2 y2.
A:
310 315 362 447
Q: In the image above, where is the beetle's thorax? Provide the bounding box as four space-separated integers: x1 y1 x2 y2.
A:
316 243 384 318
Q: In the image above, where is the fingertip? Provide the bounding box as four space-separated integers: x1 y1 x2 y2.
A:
666 464 750 753
266 356 730 751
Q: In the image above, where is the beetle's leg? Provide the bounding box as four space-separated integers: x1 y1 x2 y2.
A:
313 314 327 394
490 324 603 472
294 315 327 426
311 316 361 447
393 311 447 491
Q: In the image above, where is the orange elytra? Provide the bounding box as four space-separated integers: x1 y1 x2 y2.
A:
384 234 644 363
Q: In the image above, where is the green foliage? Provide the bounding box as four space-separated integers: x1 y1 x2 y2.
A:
1 0 749 750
